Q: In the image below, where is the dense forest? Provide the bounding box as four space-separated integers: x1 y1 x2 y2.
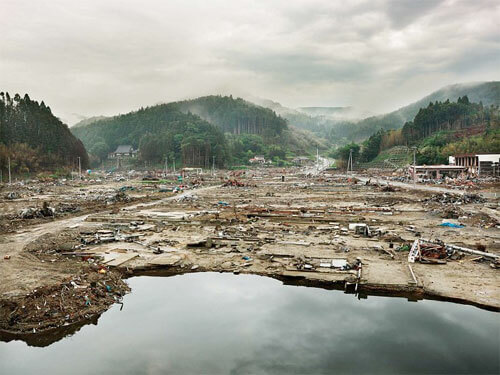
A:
339 97 500 165
73 96 325 167
255 81 499 146
0 92 88 175
72 103 228 168
175 95 288 137
326 81 500 143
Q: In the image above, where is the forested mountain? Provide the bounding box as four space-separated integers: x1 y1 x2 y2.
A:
73 95 325 167
249 97 340 136
175 95 287 137
72 116 109 128
328 81 500 142
72 103 228 167
0 92 89 174
255 82 499 146
299 107 351 117
356 97 500 164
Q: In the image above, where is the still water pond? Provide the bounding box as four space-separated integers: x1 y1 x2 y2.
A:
0 273 498 374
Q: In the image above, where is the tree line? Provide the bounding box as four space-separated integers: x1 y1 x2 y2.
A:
331 97 500 165
175 96 288 137
0 92 88 175
73 96 305 168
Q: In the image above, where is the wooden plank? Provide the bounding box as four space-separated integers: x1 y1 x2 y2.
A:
105 253 139 267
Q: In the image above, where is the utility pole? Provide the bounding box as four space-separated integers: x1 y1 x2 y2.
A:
164 156 168 178
8 156 11 184
316 148 319 171
173 159 176 174
212 156 215 176
77 156 81 179
412 147 417 187
347 149 353 174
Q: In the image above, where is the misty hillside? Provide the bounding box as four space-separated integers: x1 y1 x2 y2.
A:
354 96 500 166
71 103 228 167
255 82 499 145
299 107 350 116
330 81 500 142
175 95 287 137
0 92 89 173
248 97 338 135
72 96 326 167
72 116 109 128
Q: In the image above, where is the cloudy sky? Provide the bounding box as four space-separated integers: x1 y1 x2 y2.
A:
1 0 499 124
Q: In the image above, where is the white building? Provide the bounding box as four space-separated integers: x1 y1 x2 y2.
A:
450 153 500 176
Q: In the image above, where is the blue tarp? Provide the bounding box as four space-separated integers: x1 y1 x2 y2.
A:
439 222 465 228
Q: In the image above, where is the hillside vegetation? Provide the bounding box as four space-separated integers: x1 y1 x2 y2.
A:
72 103 228 167
176 96 287 137
336 97 500 166
328 81 499 143
0 92 88 175
72 96 323 167
256 82 499 147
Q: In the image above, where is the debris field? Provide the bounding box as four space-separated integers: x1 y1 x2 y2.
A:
0 168 499 336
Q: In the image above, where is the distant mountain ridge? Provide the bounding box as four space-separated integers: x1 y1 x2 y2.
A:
336 81 500 141
72 116 109 128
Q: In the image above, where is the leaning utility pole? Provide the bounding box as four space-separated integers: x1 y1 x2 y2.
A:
8 156 11 184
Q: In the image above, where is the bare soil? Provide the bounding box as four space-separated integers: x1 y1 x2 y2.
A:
0 169 498 338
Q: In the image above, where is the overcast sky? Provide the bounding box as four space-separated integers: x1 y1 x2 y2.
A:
1 0 499 124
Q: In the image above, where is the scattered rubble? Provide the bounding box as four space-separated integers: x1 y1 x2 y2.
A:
424 192 486 205
19 202 55 219
0 167 498 337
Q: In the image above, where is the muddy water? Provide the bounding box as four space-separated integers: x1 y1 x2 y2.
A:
1 273 498 375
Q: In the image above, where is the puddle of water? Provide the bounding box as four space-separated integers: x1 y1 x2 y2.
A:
0 273 498 374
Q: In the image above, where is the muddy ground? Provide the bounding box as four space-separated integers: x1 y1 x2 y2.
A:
0 168 499 340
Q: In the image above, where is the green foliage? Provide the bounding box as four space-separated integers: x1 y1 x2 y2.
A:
359 97 499 164
360 129 384 162
330 143 360 163
325 82 500 143
89 141 109 162
402 96 498 142
416 146 448 165
73 96 324 168
72 103 228 167
0 92 88 173
176 95 287 137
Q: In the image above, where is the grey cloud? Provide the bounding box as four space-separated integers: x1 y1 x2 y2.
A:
226 52 372 84
1 0 498 123
384 0 443 29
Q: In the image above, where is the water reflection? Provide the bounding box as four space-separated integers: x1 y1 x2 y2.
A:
0 273 498 374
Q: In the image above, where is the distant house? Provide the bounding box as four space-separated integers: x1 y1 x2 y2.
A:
249 155 266 164
292 156 312 166
109 145 137 159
